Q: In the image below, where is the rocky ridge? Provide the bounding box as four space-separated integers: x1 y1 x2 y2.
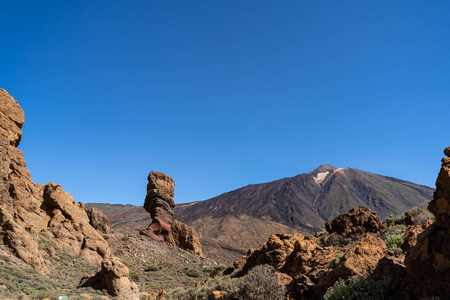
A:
0 89 138 299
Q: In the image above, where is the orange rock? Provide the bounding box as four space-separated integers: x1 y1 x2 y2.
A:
401 225 423 253
325 206 383 238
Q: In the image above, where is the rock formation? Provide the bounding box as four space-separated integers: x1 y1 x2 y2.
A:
141 172 175 242
401 225 423 253
80 257 139 298
86 207 113 234
0 89 138 299
325 206 383 238
226 207 397 299
406 146 450 298
140 171 203 256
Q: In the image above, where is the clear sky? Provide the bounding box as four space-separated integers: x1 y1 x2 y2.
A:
1 1 449 205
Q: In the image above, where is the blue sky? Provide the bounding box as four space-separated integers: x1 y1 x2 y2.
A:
1 1 449 205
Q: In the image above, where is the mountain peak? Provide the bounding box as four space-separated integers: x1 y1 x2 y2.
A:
309 164 337 175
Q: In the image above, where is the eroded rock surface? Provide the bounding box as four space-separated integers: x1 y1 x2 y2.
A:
0 89 138 297
80 257 139 299
325 206 383 238
141 171 203 256
86 207 113 234
406 147 450 298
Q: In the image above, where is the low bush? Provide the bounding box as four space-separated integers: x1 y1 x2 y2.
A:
317 232 351 247
385 234 404 250
186 269 202 278
223 265 286 300
146 264 159 272
324 277 386 300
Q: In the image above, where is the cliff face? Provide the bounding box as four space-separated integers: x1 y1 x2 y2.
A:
406 146 450 298
0 89 138 299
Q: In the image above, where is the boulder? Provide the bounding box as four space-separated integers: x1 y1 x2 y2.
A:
86 207 113 234
325 206 383 238
80 257 139 299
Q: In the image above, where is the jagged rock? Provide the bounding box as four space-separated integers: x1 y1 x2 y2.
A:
315 234 390 298
80 257 139 299
368 258 409 300
229 233 336 299
141 171 203 255
168 220 203 257
40 182 111 264
428 148 450 234
0 206 49 274
401 225 423 253
422 218 433 229
406 147 450 299
86 207 113 234
325 206 383 238
144 171 175 219
330 234 388 278
0 89 138 298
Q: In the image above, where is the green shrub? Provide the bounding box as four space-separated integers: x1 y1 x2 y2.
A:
186 269 202 278
324 277 386 300
385 234 404 250
129 270 140 282
223 265 286 300
385 214 406 227
328 254 344 269
146 264 159 271
121 259 131 267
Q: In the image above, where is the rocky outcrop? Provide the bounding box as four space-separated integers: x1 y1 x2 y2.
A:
325 206 383 238
406 146 450 299
227 208 395 299
0 89 138 297
80 257 139 299
86 207 113 234
401 225 423 253
140 171 203 256
168 219 203 256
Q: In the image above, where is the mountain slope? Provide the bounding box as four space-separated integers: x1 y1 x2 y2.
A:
173 165 433 259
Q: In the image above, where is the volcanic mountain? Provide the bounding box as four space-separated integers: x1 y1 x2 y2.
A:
175 165 432 233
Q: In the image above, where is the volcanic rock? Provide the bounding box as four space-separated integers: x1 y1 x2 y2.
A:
406 147 450 298
229 233 337 298
168 220 203 256
368 258 408 299
325 206 383 238
80 257 139 299
86 207 113 234
401 225 423 253
0 89 138 297
141 171 203 256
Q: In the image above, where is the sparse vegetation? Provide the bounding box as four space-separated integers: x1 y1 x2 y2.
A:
186 269 202 278
324 277 386 300
317 232 352 247
223 265 287 300
146 264 159 271
328 254 344 269
385 214 406 227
